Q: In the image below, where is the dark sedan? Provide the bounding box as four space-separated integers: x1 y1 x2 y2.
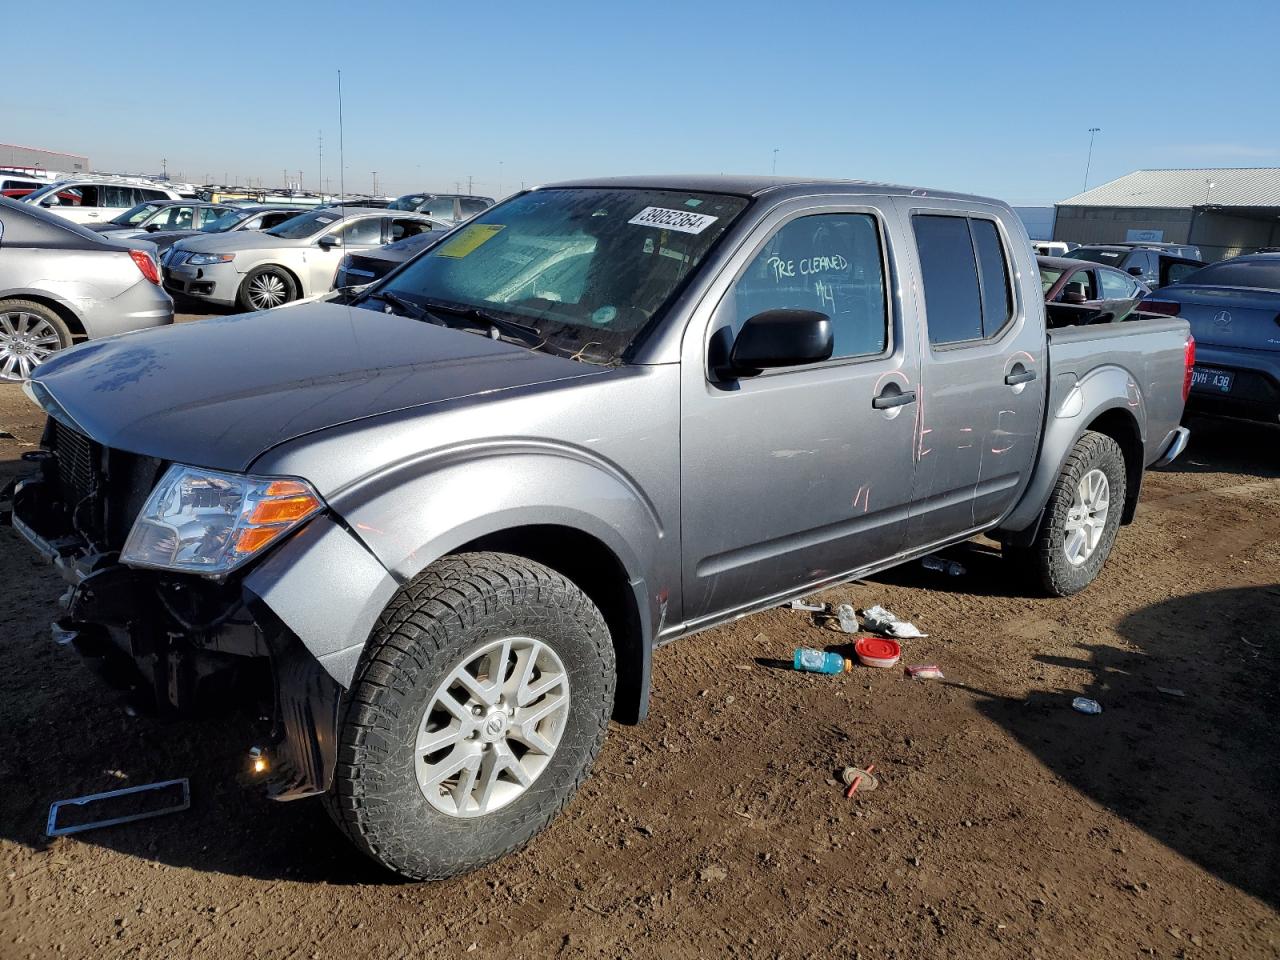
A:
333 221 449 289
1142 254 1280 424
1038 256 1150 327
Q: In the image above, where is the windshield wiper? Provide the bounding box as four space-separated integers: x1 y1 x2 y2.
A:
369 290 432 321
417 299 544 346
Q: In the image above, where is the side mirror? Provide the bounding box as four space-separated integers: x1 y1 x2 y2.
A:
145 223 160 232
724 309 833 377
1062 282 1088 305
317 234 340 250
1127 265 1143 276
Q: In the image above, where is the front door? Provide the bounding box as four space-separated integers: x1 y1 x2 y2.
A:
897 204 1045 548
307 215 384 292
680 202 919 622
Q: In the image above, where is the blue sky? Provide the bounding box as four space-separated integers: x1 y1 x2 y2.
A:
8 0 1278 204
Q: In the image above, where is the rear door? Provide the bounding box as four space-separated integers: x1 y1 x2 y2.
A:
898 202 1045 545
680 198 920 621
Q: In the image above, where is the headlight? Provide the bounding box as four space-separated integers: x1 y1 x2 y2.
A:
121 465 323 576
186 252 235 265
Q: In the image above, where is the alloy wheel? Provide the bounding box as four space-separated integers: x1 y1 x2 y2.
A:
247 273 289 309
414 636 570 818
0 311 62 381
1063 467 1110 566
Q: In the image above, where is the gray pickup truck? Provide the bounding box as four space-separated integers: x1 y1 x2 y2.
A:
6 176 1193 879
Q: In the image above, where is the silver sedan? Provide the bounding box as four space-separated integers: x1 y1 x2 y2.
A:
0 197 173 380
164 208 438 311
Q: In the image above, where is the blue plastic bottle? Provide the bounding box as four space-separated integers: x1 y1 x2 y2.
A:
793 647 851 674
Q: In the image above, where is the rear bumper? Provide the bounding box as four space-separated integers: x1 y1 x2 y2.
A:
1151 426 1190 468
81 279 174 339
1185 344 1280 424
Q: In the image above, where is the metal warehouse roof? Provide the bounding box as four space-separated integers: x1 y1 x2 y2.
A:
1058 168 1280 208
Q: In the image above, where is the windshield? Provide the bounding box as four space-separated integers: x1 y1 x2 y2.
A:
201 209 250 233
371 187 750 361
1064 248 1126 266
266 209 344 239
1039 265 1064 295
1174 258 1280 290
114 202 165 225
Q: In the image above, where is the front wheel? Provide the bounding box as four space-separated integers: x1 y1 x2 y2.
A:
1012 430 1127 597
326 552 615 880
237 266 297 311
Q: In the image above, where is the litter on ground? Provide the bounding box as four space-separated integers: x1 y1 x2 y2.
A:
1071 697 1103 715
861 605 928 639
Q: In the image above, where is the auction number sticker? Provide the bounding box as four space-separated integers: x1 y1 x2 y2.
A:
628 206 718 234
437 224 505 258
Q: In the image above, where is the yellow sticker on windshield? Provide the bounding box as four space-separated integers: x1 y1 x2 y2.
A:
437 224 504 258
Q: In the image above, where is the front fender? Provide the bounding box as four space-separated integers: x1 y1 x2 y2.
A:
330 441 664 590
997 364 1145 537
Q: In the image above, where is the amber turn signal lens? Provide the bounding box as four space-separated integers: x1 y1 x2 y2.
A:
263 480 311 497
248 494 320 525
234 526 284 555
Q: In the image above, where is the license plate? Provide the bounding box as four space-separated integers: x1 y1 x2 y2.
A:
1191 366 1234 393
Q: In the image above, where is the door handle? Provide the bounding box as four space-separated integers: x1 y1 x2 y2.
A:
872 388 917 410
1005 369 1037 386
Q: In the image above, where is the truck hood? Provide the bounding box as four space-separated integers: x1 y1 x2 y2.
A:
28 302 607 471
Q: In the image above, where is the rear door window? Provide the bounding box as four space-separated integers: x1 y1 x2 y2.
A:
727 212 889 360
913 214 1014 345
337 217 383 245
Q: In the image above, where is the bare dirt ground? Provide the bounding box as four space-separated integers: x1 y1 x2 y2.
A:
1 325 1277 959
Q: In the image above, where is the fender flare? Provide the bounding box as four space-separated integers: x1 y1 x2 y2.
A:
996 365 1146 541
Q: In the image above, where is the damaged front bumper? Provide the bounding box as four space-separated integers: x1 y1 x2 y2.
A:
4 471 345 802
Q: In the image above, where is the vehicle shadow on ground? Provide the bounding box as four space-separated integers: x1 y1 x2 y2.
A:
866 540 1029 599
967 584 1280 910
1169 414 1280 479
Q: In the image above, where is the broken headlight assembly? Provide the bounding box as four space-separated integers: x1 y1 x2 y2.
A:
121 465 324 577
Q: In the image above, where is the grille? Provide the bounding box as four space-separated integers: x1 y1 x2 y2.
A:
51 419 100 509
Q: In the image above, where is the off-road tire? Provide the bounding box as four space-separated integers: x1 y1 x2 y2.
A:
1013 430 1127 597
325 552 615 880
236 266 297 311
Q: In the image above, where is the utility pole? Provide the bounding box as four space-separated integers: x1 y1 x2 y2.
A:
162 157 168 178
772 147 779 175
1082 127 1101 193
372 171 379 195
468 174 473 195
498 160 504 197
318 130 323 195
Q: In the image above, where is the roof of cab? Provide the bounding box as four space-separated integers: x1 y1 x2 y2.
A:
538 174 999 205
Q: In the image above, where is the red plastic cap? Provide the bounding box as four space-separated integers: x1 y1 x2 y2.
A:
855 637 902 661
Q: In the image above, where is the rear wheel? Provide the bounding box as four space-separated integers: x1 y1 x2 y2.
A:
326 552 615 879
1011 430 1127 596
0 300 72 381
237 266 297 311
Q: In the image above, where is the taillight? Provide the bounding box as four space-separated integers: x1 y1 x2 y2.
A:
1182 334 1196 403
1143 300 1181 317
129 249 160 285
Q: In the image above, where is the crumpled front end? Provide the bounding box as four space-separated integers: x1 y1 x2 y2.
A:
2 416 370 801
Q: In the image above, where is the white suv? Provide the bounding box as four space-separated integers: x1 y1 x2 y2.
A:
21 177 184 225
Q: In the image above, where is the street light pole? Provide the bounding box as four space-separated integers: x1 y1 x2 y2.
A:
1082 127 1100 193
772 147 779 175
